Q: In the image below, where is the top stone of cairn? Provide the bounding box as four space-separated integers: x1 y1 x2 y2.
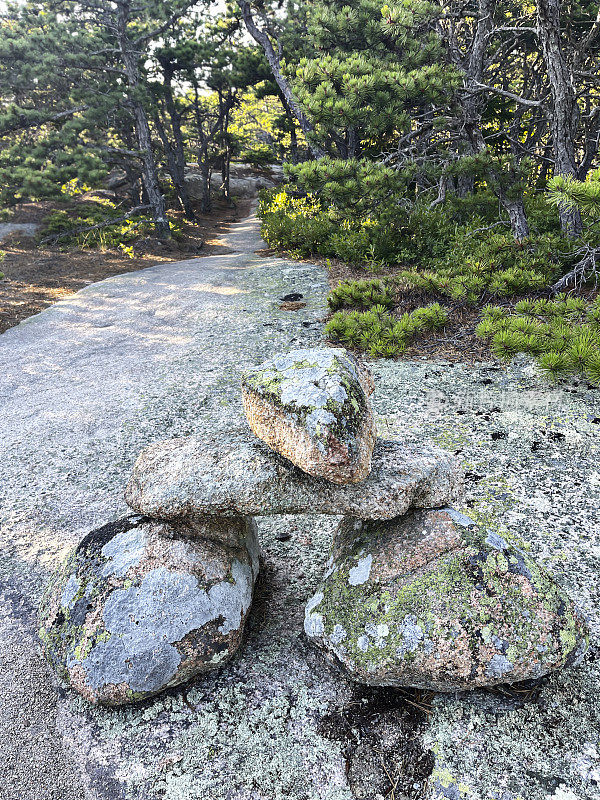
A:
241 348 376 484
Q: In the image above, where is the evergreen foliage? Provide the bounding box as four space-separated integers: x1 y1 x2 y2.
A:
476 296 600 384
328 278 395 311
326 302 448 357
547 170 600 220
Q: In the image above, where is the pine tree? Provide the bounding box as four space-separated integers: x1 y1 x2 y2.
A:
281 0 458 214
0 0 202 237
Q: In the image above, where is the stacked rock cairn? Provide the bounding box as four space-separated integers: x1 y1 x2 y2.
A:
39 348 589 706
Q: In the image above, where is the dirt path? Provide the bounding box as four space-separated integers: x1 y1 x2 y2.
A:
0 199 250 334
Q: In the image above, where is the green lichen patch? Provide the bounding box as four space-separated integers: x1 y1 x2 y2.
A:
305 510 589 692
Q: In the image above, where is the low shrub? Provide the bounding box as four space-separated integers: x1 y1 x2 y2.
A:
476 295 600 383
260 188 588 304
328 278 395 311
326 302 448 357
258 189 337 256
239 144 276 167
38 203 182 252
395 229 572 303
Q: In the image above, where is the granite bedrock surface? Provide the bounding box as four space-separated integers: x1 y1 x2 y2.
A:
0 210 598 800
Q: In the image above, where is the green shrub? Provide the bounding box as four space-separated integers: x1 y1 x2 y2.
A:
259 188 455 267
326 302 448 357
328 278 395 311
38 203 182 251
261 187 586 303
476 294 600 384
239 144 276 167
258 189 337 256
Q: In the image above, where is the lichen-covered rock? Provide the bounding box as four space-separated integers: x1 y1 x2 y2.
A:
38 515 260 706
125 428 462 520
241 348 376 484
305 509 589 691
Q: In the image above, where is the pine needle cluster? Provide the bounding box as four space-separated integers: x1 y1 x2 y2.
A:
476 295 600 384
328 278 395 311
395 231 566 302
546 169 600 220
326 302 448 357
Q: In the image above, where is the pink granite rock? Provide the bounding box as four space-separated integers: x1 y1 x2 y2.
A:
241 348 376 484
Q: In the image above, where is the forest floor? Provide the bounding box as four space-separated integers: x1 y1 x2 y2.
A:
325 258 493 363
0 197 252 334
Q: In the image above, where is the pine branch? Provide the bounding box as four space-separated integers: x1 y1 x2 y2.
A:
0 106 87 135
465 82 542 108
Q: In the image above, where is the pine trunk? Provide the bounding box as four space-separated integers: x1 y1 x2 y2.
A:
198 159 211 214
504 199 531 242
116 0 170 239
536 0 583 236
239 0 325 159
163 76 196 221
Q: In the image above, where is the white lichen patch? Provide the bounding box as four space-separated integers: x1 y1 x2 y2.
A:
484 531 510 551
304 591 325 638
82 563 254 692
60 574 80 610
396 616 425 656
101 525 147 577
329 624 347 645
348 554 372 586
485 653 514 678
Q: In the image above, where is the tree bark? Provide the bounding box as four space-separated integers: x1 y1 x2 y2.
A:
197 155 211 214
116 0 170 239
503 197 531 242
457 175 474 197
160 70 196 220
458 0 530 240
238 0 325 159
536 0 583 236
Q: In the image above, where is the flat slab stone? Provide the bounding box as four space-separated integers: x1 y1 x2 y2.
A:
125 428 463 520
242 348 376 484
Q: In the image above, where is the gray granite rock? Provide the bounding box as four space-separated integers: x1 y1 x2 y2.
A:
305 509 589 691
38 515 260 706
125 428 463 520
242 348 376 484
